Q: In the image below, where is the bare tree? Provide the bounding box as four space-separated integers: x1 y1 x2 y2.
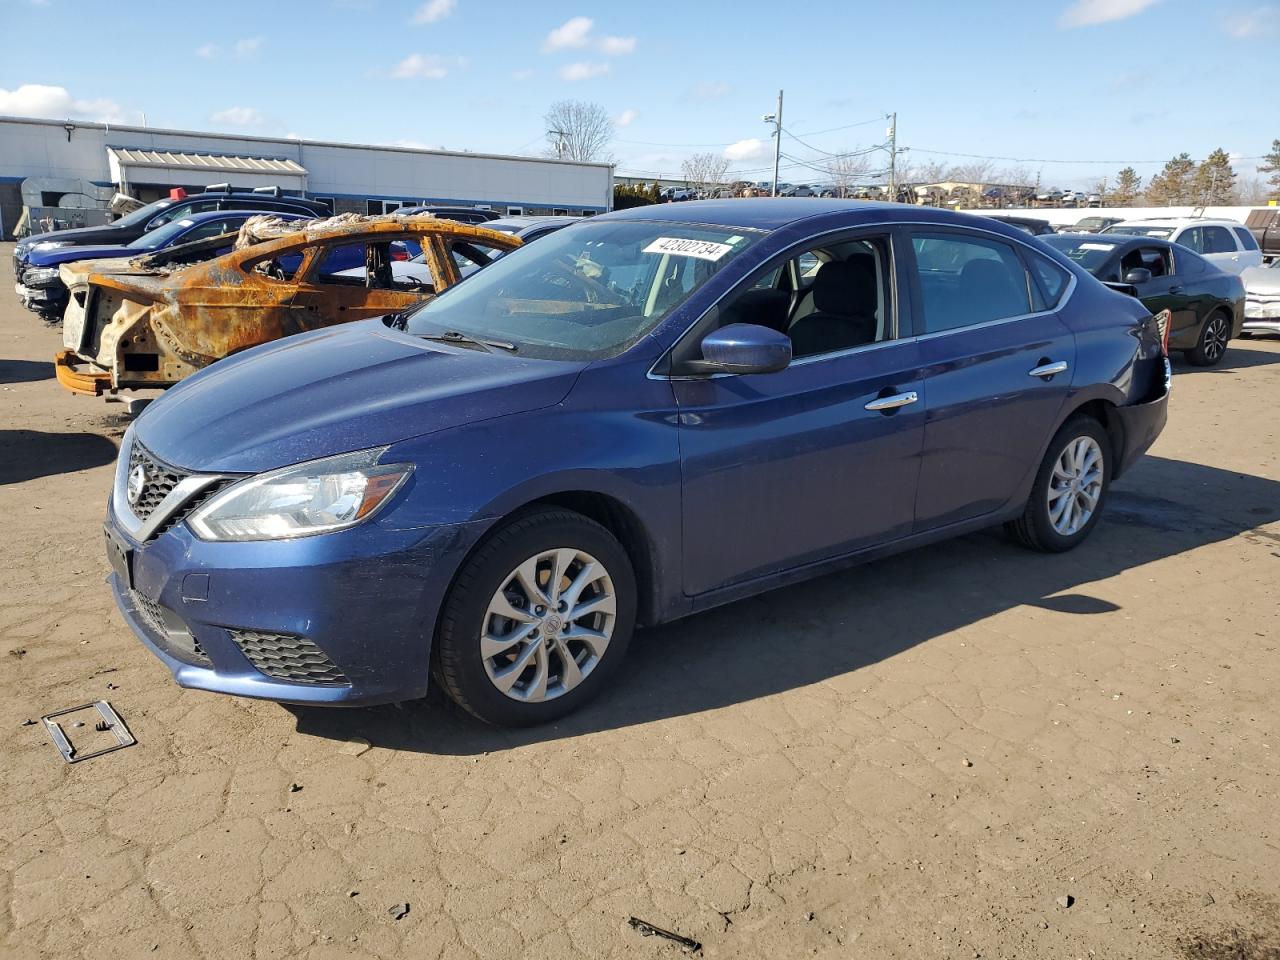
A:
681 152 731 196
1236 174 1269 205
542 100 615 163
947 159 996 185
823 149 871 197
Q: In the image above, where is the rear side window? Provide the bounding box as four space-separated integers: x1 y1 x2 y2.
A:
911 233 1031 333
1232 226 1260 251
1027 253 1070 310
1202 226 1236 254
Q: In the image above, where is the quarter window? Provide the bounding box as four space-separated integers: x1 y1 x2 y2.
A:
1027 253 1070 309
911 233 1032 333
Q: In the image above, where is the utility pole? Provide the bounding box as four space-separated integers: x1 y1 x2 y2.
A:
548 128 567 160
887 112 897 203
761 90 783 197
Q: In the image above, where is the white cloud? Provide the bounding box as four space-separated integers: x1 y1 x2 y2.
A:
391 53 466 79
689 81 731 101
1222 6 1277 36
1059 0 1160 28
615 108 639 127
233 36 264 58
560 61 609 81
195 43 218 59
412 0 455 24
511 68 535 81
724 138 767 162
543 16 593 51
599 35 636 55
0 83 129 123
210 106 266 126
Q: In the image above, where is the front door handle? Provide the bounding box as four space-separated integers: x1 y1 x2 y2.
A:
1170 285 1184 293
864 391 918 412
1028 360 1069 379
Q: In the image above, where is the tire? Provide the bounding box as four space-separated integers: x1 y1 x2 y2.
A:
433 508 636 726
1184 310 1231 367
1005 416 1112 553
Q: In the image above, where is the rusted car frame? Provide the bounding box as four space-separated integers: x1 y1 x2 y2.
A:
54 214 521 396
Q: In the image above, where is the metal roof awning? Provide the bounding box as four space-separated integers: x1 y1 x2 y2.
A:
107 147 307 189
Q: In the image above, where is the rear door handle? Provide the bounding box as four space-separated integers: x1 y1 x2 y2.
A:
864 391 918 412
1028 361 1069 379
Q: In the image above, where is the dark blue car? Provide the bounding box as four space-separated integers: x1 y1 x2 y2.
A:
18 210 310 321
104 200 1170 725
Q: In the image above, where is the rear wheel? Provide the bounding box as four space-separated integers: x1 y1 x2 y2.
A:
1006 416 1111 553
433 508 636 726
1184 310 1230 367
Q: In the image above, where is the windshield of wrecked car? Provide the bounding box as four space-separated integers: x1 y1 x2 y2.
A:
396 220 762 360
112 199 174 229
1042 236 1118 272
1103 225 1175 239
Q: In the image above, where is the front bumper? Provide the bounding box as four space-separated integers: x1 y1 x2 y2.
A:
54 350 111 395
15 281 67 316
1243 299 1280 334
106 505 488 706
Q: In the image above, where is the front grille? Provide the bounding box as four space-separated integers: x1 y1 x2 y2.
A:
228 630 350 685
130 590 209 664
129 442 190 521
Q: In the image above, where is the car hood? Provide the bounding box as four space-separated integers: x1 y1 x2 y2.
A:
26 243 139 268
16 223 136 257
133 320 588 474
1242 266 1280 296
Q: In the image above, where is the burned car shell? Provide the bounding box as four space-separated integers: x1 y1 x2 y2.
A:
54 215 521 396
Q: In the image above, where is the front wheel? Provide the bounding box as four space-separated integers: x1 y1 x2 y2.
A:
1184 311 1230 367
1006 416 1111 553
433 508 636 726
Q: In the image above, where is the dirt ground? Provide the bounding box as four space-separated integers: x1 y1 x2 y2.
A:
1 239 1278 960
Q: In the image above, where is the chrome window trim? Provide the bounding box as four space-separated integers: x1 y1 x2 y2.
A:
648 218 1079 381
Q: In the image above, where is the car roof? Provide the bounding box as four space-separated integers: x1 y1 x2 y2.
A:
1112 217 1239 228
598 198 1046 240
162 209 311 226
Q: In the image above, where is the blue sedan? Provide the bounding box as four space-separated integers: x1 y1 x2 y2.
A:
17 210 310 321
104 200 1170 725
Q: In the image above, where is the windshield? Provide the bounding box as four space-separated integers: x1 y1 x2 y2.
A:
126 217 208 249
397 219 761 360
1104 225 1174 239
112 199 174 228
1042 236 1119 273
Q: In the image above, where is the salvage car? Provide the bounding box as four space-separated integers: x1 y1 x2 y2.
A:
1241 260 1280 336
102 199 1170 725
17 210 308 323
54 214 520 398
1043 233 1244 365
13 184 328 288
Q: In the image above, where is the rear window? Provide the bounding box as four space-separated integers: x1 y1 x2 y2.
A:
1233 226 1260 251
1104 225 1175 240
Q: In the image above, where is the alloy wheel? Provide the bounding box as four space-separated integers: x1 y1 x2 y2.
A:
480 548 616 703
1202 315 1228 363
1047 436 1104 537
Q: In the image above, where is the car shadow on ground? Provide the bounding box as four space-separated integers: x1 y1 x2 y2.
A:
1172 344 1280 373
0 430 118 485
0 358 53 384
287 455 1280 755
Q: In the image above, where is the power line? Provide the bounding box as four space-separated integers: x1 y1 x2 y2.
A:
907 146 1269 166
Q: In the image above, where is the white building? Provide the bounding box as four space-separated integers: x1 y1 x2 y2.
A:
0 115 614 238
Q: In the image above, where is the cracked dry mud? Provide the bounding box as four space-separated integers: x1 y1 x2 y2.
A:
2 242 1278 959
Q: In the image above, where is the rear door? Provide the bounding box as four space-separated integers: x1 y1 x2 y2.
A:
1201 224 1255 274
907 229 1076 530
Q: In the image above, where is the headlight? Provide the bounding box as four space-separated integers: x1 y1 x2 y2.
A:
34 241 71 250
23 267 60 286
187 447 413 541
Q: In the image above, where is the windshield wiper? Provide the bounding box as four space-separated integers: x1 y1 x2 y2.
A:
418 330 518 353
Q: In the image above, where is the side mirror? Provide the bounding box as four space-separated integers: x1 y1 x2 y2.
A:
686 323 792 376
1122 267 1152 285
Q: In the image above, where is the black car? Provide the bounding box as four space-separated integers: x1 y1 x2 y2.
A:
394 205 501 224
982 215 1057 237
1044 233 1245 366
13 185 328 288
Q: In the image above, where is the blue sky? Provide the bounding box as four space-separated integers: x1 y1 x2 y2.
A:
1 0 1276 189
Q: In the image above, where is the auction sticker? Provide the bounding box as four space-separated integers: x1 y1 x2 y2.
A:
643 237 734 261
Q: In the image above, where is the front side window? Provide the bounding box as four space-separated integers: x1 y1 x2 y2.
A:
911 233 1031 333
1176 227 1205 253
398 220 761 360
148 199 220 228
1119 246 1172 278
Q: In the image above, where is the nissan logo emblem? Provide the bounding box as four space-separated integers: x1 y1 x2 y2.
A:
127 463 147 506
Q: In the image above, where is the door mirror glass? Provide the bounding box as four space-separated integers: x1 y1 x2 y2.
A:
691 323 792 375
1122 267 1152 285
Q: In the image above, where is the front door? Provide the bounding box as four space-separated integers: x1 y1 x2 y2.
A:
673 230 925 596
289 239 435 326
909 230 1076 530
